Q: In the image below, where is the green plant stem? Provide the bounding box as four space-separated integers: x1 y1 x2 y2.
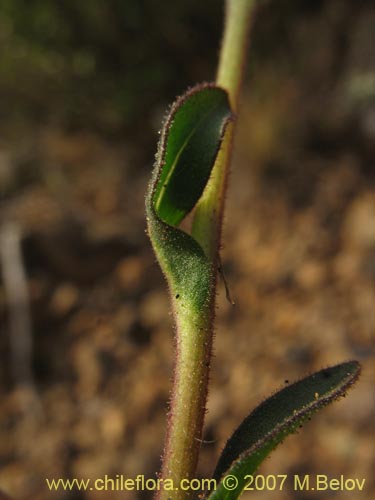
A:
192 0 255 258
156 2 255 499
156 298 214 500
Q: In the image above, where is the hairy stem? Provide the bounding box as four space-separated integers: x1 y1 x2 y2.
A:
192 0 255 257
156 2 256 498
156 297 214 500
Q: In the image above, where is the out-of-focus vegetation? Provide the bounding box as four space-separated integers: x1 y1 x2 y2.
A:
1 0 373 155
0 0 222 135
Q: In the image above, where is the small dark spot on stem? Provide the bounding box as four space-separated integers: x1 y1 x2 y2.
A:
284 379 289 384
175 294 180 299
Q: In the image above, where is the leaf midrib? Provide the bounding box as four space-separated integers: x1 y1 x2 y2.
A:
153 103 221 222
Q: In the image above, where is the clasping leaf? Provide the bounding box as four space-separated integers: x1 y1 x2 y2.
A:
146 84 232 311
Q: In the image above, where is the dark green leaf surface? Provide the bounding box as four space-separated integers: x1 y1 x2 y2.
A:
150 83 232 227
207 361 360 500
146 84 232 311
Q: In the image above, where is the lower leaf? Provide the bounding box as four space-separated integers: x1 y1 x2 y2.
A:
206 360 360 500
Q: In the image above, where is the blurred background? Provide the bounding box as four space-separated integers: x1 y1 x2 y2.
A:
0 0 374 498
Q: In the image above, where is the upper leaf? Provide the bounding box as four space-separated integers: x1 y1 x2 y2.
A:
146 84 232 312
206 360 361 500
149 83 233 227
